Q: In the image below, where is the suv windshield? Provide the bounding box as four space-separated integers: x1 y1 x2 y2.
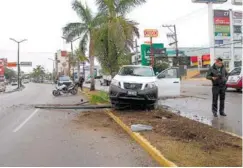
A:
59 76 70 81
118 66 154 77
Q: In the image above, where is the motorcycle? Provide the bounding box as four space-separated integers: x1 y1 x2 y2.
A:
52 82 79 97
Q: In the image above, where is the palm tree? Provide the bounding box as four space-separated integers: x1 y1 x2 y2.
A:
32 65 45 82
63 0 103 91
93 0 144 76
95 0 145 52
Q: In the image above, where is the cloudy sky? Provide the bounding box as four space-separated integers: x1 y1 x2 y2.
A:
0 0 241 72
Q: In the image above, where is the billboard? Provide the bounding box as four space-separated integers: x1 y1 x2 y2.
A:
144 29 158 38
232 0 242 5
232 11 243 42
192 0 227 3
214 17 230 25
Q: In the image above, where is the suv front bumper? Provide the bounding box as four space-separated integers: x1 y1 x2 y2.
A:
109 85 158 105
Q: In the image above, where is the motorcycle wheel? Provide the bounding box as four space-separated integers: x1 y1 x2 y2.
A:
52 90 60 96
70 89 78 95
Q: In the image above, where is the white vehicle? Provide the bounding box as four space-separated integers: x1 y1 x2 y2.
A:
11 81 18 86
109 65 180 109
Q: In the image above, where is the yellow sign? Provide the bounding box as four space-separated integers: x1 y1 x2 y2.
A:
144 29 158 38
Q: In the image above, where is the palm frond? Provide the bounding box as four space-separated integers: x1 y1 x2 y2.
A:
95 0 110 13
79 32 89 55
72 0 92 24
62 22 87 42
116 0 146 15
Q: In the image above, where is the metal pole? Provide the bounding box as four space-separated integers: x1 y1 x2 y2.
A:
17 42 20 89
229 9 234 71
208 2 215 66
150 37 154 67
71 41 75 80
174 25 179 67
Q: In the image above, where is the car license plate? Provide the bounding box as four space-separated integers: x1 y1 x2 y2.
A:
127 91 137 96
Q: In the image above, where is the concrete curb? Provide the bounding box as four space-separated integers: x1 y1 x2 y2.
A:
105 110 177 167
220 130 242 139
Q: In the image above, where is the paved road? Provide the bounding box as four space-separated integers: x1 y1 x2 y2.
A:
85 79 242 136
0 83 157 166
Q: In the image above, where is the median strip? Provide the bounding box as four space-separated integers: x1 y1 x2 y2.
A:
80 88 242 167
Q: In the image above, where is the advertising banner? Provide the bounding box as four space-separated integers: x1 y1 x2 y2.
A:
214 17 230 25
214 10 229 17
215 25 230 33
233 11 242 19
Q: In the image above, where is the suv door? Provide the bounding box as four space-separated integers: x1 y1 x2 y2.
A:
156 67 180 97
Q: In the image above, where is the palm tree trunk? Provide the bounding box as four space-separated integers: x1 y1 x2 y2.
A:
77 60 80 80
89 37 95 91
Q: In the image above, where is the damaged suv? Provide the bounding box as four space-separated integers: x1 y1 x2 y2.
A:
109 65 180 109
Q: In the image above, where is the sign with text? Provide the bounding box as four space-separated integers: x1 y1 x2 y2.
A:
144 29 158 38
232 0 242 5
20 62 32 67
215 32 231 37
214 17 230 25
215 25 230 33
61 51 68 57
0 67 4 75
192 0 227 3
214 10 229 17
7 62 17 67
234 25 242 33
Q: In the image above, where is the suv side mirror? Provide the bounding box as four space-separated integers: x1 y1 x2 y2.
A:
155 72 159 75
157 73 166 79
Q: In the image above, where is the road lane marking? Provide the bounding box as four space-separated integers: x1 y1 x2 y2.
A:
13 109 39 133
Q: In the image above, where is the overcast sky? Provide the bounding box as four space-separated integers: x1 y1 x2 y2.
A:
0 0 241 72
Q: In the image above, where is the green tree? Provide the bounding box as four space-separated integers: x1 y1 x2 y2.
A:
94 0 144 76
4 67 16 79
31 65 45 82
63 0 103 91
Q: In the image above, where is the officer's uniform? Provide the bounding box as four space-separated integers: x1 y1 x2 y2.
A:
206 64 228 116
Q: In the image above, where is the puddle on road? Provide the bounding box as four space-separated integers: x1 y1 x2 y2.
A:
159 104 212 126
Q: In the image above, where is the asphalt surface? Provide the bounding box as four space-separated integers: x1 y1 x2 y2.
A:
85 79 242 136
0 83 157 166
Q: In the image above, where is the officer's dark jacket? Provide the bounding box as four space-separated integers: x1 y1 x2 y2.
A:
206 64 228 86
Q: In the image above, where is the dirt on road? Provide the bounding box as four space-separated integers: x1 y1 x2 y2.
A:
114 109 242 167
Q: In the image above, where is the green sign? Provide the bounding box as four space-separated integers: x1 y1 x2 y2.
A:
215 25 230 33
141 43 166 66
215 32 231 36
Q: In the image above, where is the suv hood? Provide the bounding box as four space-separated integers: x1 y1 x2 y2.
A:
114 75 156 83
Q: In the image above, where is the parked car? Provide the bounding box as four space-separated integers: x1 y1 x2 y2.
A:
109 65 180 109
226 66 242 92
58 76 73 87
11 81 18 86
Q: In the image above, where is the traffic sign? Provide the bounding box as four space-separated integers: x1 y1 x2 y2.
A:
20 62 32 67
7 62 17 67
144 29 158 38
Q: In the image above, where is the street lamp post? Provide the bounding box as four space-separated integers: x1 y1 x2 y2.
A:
48 58 55 83
9 38 27 89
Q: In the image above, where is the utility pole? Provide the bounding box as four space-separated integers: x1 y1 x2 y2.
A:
9 38 27 89
48 58 55 83
162 24 179 67
134 39 139 64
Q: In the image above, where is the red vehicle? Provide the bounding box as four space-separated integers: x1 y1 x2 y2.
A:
226 67 242 92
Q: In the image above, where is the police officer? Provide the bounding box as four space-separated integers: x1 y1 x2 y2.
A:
206 57 228 117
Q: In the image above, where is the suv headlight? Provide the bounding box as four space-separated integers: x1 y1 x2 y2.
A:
111 79 121 87
145 82 156 89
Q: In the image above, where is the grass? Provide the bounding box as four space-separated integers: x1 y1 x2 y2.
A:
83 88 109 104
